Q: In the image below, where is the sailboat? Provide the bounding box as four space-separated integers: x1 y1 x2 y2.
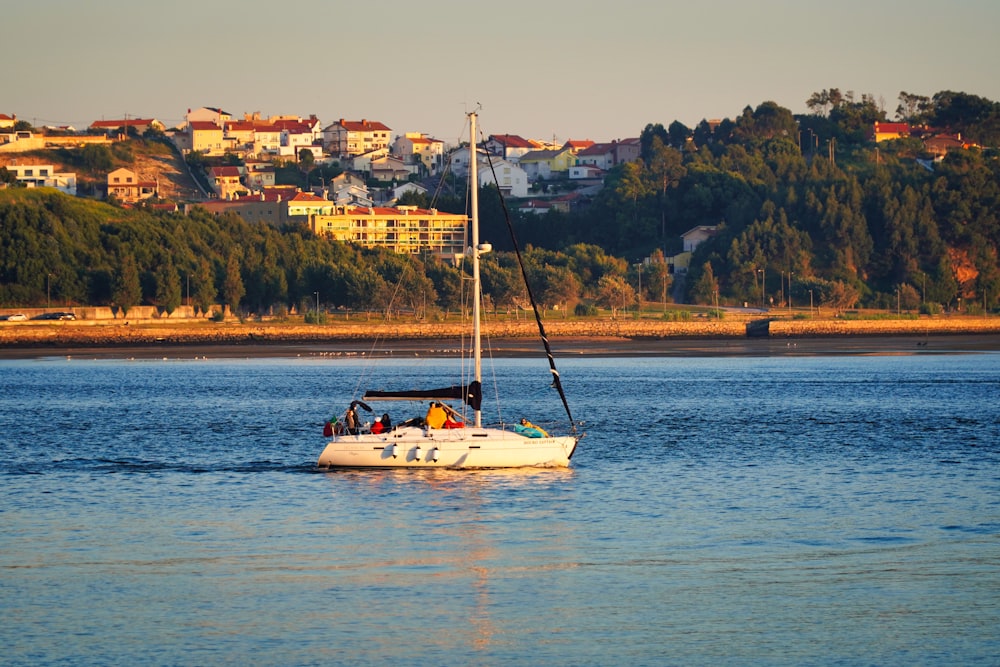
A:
317 111 580 469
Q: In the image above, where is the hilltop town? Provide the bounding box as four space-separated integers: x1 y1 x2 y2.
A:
2 90 998 323
0 101 983 270
1 106 651 264
0 107 632 210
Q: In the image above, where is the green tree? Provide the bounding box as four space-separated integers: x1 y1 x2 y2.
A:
155 256 182 314
896 91 931 123
690 261 718 305
80 144 114 174
0 167 21 186
643 250 673 305
193 259 217 314
596 274 635 318
223 253 245 314
113 253 142 315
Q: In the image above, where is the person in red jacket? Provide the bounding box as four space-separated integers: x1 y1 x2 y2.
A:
371 413 391 434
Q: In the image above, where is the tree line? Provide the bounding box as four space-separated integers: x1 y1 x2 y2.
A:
475 89 1000 312
0 187 637 317
2 88 998 314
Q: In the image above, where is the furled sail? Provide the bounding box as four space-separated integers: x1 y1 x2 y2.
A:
364 381 482 410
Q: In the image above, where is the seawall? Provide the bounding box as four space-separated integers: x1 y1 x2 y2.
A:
2 316 999 351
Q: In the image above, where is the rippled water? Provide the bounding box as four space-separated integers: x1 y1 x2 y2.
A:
2 353 999 666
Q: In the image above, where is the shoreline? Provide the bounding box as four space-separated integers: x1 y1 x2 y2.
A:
2 317 999 359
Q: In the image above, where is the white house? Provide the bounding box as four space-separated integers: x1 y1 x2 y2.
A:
349 147 390 174
391 181 428 201
484 134 535 163
186 107 231 127
370 155 414 182
575 139 641 170
476 156 528 198
569 164 604 181
681 225 719 252
5 164 77 195
448 145 487 179
323 119 392 158
331 173 373 208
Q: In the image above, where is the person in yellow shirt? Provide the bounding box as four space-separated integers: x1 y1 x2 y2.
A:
425 402 448 429
519 418 549 437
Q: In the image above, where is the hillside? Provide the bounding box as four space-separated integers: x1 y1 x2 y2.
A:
130 143 205 201
0 137 205 202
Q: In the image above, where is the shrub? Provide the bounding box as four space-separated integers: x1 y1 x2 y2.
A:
919 302 942 315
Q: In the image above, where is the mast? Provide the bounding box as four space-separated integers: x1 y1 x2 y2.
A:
470 111 483 428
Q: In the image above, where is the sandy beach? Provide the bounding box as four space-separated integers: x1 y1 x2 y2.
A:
2 316 999 359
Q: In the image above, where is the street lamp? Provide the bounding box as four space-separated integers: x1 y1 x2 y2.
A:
635 263 642 311
46 273 53 310
809 289 814 317
756 268 766 310
788 272 794 312
314 291 320 315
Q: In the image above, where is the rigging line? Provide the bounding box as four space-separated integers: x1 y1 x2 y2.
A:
351 257 417 399
429 115 468 210
478 297 506 427
480 137 577 435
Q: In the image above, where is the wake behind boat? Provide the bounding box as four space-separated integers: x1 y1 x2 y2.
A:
317 111 580 469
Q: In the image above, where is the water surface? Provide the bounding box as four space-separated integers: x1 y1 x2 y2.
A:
2 354 998 665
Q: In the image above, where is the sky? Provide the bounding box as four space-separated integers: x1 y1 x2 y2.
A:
5 0 999 146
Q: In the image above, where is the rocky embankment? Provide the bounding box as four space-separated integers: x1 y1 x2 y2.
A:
2 316 999 352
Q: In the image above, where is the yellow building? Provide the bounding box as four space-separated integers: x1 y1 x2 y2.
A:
188 121 225 154
208 166 244 200
311 205 467 260
107 167 156 203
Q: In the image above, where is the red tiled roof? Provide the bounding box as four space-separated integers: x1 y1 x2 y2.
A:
268 119 312 132
564 139 595 150
210 166 241 177
189 121 222 131
337 119 391 132
225 121 256 132
90 118 157 128
289 192 327 202
0 114 16 121
262 186 299 199
576 143 613 156
489 134 533 149
337 206 460 217
873 122 910 134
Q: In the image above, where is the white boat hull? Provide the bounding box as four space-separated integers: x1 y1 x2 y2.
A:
317 426 578 469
